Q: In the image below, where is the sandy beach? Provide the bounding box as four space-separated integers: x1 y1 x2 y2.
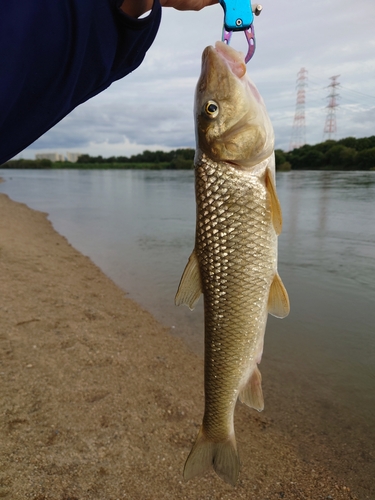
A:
0 192 365 499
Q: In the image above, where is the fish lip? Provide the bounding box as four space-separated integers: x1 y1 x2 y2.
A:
202 43 246 80
214 41 246 67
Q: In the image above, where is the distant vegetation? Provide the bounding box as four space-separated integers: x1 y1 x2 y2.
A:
1 149 195 170
275 136 375 171
2 137 375 171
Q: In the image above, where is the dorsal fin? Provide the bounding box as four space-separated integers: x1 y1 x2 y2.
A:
175 249 202 310
265 167 282 235
268 272 290 318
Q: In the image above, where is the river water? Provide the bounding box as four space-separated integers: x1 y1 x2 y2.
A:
1 169 374 493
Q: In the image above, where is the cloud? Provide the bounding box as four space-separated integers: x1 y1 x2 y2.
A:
18 0 375 159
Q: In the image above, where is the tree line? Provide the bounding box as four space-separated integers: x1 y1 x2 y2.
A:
2 137 375 170
77 148 194 166
276 136 375 171
1 149 195 170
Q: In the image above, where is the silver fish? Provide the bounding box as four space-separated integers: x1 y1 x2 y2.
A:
175 42 290 486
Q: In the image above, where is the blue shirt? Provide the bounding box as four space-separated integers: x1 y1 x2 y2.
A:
0 0 161 164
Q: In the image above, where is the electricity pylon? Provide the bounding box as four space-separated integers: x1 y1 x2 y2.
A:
323 75 340 140
289 68 308 150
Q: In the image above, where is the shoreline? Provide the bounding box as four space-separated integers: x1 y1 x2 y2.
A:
0 192 363 499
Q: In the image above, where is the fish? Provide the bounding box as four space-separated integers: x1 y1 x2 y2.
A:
175 41 290 486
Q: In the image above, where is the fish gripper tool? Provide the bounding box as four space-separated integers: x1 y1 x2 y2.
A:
219 1 262 63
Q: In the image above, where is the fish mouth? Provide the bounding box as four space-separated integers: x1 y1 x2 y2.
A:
215 41 246 76
198 43 247 96
203 42 247 80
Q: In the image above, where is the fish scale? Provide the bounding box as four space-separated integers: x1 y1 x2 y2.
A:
196 154 276 442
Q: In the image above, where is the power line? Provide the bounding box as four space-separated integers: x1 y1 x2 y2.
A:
337 85 375 101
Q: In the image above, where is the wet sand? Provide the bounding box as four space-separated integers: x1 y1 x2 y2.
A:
0 192 366 499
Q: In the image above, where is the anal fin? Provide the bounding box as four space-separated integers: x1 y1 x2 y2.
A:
268 272 290 318
239 366 264 412
175 249 202 310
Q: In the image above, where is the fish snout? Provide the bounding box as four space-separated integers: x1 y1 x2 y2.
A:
201 44 246 81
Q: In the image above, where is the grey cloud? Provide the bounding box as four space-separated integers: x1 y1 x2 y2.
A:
20 0 375 158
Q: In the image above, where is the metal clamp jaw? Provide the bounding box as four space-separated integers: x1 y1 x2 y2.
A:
219 1 262 63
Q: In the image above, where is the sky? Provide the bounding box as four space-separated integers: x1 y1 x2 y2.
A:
17 0 375 159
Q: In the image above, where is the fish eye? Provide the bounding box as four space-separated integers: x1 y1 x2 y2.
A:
204 100 219 118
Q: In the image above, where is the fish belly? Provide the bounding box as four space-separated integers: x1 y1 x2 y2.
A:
195 155 277 440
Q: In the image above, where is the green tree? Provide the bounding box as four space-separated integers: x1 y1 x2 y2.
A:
338 136 357 149
76 154 92 164
355 148 375 170
275 149 286 166
170 155 193 169
314 140 336 154
287 145 322 170
305 150 324 169
324 145 357 169
356 138 373 151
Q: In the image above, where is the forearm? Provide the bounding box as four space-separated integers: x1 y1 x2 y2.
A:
0 0 162 165
120 1 154 18
120 0 218 17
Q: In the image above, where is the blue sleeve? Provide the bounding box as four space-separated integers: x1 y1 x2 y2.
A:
0 0 162 164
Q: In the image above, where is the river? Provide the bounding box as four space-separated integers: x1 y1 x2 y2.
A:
1 168 374 495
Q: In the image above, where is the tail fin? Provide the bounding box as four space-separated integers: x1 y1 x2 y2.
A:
183 427 240 486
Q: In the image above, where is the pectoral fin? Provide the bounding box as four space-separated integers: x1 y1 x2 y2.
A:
265 167 282 235
268 272 290 318
239 366 264 412
175 249 202 310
